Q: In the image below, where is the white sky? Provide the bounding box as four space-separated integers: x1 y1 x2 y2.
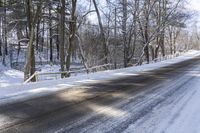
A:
188 0 200 11
186 0 200 28
88 0 200 26
187 0 200 19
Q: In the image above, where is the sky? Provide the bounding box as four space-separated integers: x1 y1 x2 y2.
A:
188 0 200 11
88 0 200 27
187 0 200 20
186 0 200 28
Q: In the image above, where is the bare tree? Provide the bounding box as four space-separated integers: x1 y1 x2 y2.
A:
66 0 77 72
92 0 108 65
24 0 42 81
59 0 66 78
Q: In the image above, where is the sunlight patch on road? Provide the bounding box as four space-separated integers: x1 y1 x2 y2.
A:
111 92 129 99
86 102 129 117
0 114 17 128
114 73 138 76
57 89 93 102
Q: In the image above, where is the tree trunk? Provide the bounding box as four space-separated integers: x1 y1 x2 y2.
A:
2 0 7 65
56 23 59 60
169 26 173 55
122 0 128 67
144 0 150 64
59 0 66 78
66 0 77 72
114 7 117 69
160 0 167 57
3 0 7 56
144 22 149 63
16 26 23 60
132 0 139 63
24 0 42 82
41 18 45 52
0 17 2 56
155 44 160 59
49 3 53 63
36 17 40 51
92 0 108 65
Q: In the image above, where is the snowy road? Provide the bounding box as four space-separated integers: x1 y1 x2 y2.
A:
1 56 200 133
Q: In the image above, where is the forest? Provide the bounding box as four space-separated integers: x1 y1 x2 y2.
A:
0 0 198 82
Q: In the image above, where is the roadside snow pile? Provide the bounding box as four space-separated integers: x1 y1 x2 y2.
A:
0 50 200 105
0 64 23 88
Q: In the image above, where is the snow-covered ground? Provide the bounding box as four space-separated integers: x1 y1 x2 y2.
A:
1 50 200 133
53 52 200 133
0 50 200 105
123 64 200 133
0 64 23 88
0 51 197 88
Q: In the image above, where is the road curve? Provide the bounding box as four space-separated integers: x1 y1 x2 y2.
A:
0 56 200 133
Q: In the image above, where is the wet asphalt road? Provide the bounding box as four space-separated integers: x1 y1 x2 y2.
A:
0 56 200 133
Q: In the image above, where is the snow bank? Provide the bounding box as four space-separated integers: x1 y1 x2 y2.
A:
0 64 23 88
0 50 200 105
